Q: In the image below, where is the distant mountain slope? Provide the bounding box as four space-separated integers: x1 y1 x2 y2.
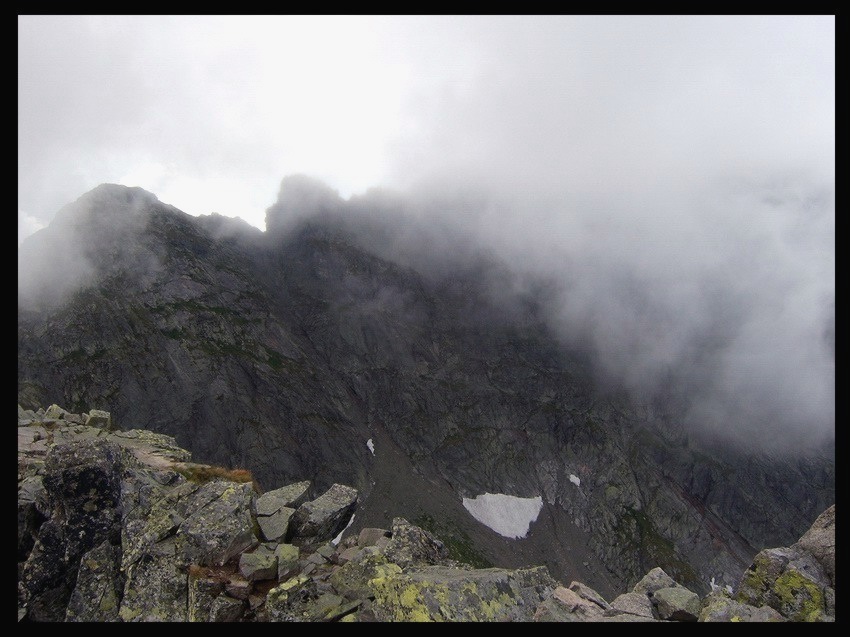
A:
17 180 835 598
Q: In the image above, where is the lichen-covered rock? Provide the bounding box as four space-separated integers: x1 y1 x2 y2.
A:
21 439 124 621
793 504 835 588
652 586 700 621
118 474 253 621
188 569 225 622
65 540 122 622
271 545 297 581
329 553 402 600
289 483 358 547
257 506 295 542
256 481 311 514
698 591 785 622
265 575 317 621
632 566 677 596
568 581 611 610
371 564 558 622
532 585 606 621
119 540 188 621
110 429 192 465
608 591 655 619
383 518 450 568
209 594 245 622
85 409 113 430
239 545 279 581
44 404 67 420
735 547 831 621
176 481 257 566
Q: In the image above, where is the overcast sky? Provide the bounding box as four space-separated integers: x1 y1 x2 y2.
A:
18 15 834 450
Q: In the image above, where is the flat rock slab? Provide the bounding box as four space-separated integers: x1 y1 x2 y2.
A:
256 481 311 516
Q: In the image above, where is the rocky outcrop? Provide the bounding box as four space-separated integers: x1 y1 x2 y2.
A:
732 505 835 622
18 407 835 622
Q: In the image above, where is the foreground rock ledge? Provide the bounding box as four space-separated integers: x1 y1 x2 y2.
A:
18 405 836 622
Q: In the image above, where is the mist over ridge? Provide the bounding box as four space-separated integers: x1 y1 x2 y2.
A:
18 171 834 457
259 172 835 455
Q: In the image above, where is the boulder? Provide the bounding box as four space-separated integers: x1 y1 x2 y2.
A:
608 591 655 619
176 481 257 566
793 505 835 588
209 594 245 622
275 543 300 581
549 586 606 619
256 481 311 514
257 506 295 542
118 541 188 621
383 518 449 568
239 549 279 582
632 567 677 596
568 581 611 610
736 546 831 622
44 404 67 420
652 586 700 621
289 483 358 546
85 409 113 430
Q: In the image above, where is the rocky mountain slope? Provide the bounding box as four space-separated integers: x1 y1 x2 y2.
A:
17 180 835 598
17 406 835 622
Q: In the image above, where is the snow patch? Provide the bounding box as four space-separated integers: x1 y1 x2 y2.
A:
331 513 355 546
569 474 581 487
366 438 375 455
462 493 543 539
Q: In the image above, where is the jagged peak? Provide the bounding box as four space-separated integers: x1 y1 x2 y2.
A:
48 183 165 230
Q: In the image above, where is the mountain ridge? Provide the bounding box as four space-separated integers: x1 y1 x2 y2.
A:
17 180 835 598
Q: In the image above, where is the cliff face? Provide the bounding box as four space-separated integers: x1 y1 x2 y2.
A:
17 182 835 597
17 407 835 622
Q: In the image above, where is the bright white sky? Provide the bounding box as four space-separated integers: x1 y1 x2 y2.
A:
17 15 834 243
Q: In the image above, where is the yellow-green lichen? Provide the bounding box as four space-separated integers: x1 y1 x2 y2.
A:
773 569 824 622
399 583 433 622
98 590 118 613
118 604 142 621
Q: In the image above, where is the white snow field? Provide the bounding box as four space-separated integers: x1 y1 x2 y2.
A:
461 492 544 539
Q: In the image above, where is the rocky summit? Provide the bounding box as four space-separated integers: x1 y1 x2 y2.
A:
17 406 835 622
18 181 834 602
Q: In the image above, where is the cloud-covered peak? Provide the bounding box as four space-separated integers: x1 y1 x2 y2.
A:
264 174 345 238
50 183 163 230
